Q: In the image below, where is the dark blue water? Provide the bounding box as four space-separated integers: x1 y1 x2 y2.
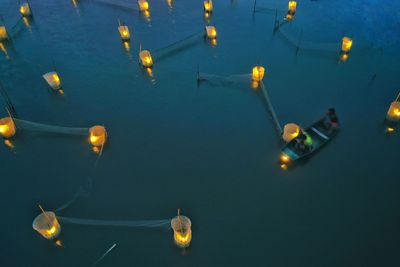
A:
1 0 400 266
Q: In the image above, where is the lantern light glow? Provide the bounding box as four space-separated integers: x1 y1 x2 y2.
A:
138 0 150 12
204 0 213 13
171 210 192 248
341 37 353 53
32 211 61 240
205 26 217 39
43 72 62 90
387 101 400 122
0 116 16 138
0 26 8 41
20 3 32 17
118 25 130 41
139 50 153 68
252 66 265 82
89 125 107 147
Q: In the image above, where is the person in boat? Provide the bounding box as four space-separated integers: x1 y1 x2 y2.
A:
324 108 339 132
295 130 312 153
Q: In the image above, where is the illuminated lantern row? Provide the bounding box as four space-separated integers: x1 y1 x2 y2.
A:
139 49 153 68
118 25 130 41
20 2 32 17
89 125 107 147
205 26 217 39
0 26 8 41
286 0 297 20
204 0 213 13
282 123 300 142
386 101 400 122
0 116 16 138
252 66 265 82
43 72 62 90
171 210 192 248
32 211 61 240
137 0 150 12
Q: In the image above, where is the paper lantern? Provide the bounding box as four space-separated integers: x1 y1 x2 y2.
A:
166 0 173 7
205 26 217 39
0 26 8 41
89 125 107 147
280 153 290 164
171 212 192 248
43 72 62 90
139 50 153 68
32 211 61 240
386 101 400 122
252 66 265 82
288 1 297 14
0 116 16 138
341 37 352 53
20 3 32 17
118 25 130 41
282 123 300 142
138 0 150 12
204 0 213 13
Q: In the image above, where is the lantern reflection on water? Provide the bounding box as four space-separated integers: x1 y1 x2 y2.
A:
282 123 300 142
43 72 62 90
386 101 400 122
204 0 213 13
138 0 150 12
205 26 217 39
0 116 16 138
252 66 265 82
20 3 32 17
139 50 153 68
32 211 61 240
0 26 8 41
171 210 192 248
89 125 107 147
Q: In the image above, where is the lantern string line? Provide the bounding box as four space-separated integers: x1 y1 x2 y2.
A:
197 72 252 86
57 216 171 228
277 27 341 52
260 81 283 134
13 119 89 135
153 31 204 62
90 0 139 13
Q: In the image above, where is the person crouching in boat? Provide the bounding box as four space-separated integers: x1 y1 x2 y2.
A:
323 108 339 133
295 130 312 154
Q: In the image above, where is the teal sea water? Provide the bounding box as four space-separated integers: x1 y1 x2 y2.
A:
0 0 400 266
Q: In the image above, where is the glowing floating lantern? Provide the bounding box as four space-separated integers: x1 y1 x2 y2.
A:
386 101 400 122
137 0 150 12
118 25 130 41
286 0 296 20
282 123 300 142
204 0 213 13
0 116 16 138
166 0 173 7
0 26 8 41
205 26 217 39
43 72 62 90
252 66 265 82
139 49 153 68
171 209 192 248
341 37 353 53
32 208 61 240
89 125 107 147
20 3 32 17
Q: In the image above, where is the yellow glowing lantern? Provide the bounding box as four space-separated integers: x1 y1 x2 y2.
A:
166 0 173 7
118 25 130 41
0 26 8 41
89 125 107 147
32 211 61 240
0 116 16 138
171 209 192 248
205 26 217 39
386 101 400 122
204 0 213 13
288 1 297 14
339 52 349 62
20 3 32 17
43 72 62 90
252 66 265 82
138 0 150 12
280 153 290 163
341 37 353 53
139 50 153 68
282 123 300 142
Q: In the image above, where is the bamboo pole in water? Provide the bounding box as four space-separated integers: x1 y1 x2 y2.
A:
260 81 283 135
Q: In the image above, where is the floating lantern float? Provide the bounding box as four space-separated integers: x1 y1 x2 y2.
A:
118 21 130 41
341 37 353 53
286 0 296 20
205 26 217 39
282 123 300 142
32 206 61 240
20 2 32 17
0 26 8 41
139 49 153 68
43 72 62 90
89 125 107 147
0 116 16 138
171 209 192 248
386 101 400 122
137 0 150 12
204 0 213 13
252 66 265 82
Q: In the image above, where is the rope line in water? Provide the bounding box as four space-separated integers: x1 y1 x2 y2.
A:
260 81 282 134
57 217 171 228
14 119 88 135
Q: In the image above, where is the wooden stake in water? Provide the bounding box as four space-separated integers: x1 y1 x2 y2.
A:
92 243 117 267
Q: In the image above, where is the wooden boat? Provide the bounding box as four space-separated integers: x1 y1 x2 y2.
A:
280 117 339 163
